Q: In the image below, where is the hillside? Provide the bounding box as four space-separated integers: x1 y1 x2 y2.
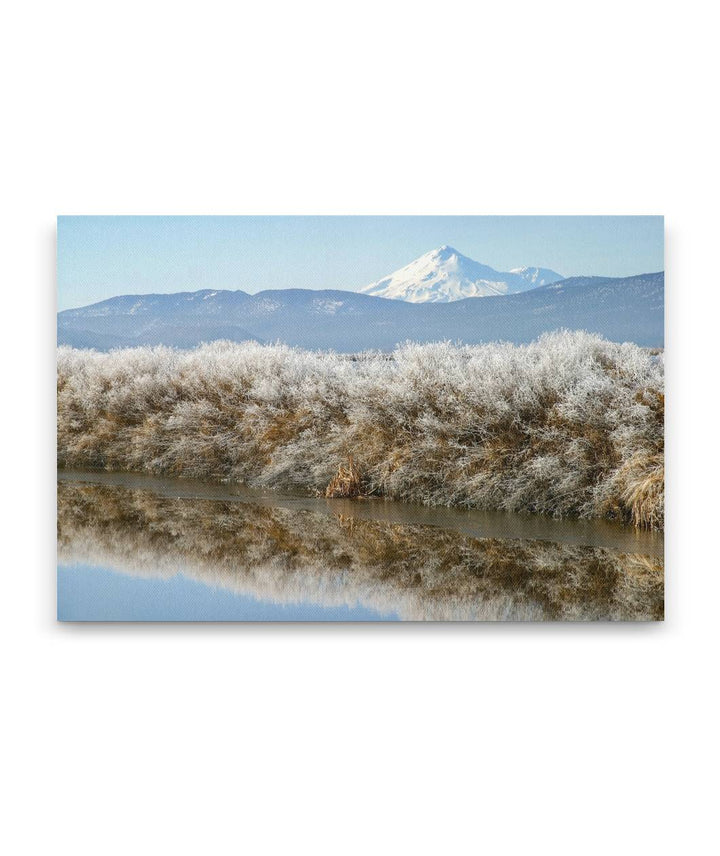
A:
57 272 665 350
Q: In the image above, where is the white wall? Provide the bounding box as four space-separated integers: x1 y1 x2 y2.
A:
2 2 716 854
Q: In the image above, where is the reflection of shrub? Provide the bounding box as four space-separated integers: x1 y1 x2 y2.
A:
57 481 664 621
57 331 665 529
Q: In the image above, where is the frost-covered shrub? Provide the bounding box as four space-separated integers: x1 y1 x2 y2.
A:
57 331 665 528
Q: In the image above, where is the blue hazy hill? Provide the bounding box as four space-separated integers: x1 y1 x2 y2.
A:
57 272 664 351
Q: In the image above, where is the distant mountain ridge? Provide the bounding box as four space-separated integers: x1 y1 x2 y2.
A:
360 246 563 302
57 272 664 351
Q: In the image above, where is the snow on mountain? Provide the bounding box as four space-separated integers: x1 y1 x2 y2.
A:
510 266 566 287
360 246 563 303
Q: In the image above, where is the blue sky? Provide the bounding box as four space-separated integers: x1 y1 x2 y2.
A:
57 215 664 310
57 564 396 621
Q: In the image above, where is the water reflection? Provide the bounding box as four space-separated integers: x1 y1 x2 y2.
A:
57 479 663 621
58 468 664 559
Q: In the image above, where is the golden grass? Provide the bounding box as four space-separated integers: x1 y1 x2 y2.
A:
325 456 367 498
621 453 665 530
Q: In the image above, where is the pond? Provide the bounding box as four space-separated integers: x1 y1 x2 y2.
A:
57 470 664 621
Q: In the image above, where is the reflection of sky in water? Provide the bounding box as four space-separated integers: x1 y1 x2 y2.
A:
57 478 664 621
58 563 398 622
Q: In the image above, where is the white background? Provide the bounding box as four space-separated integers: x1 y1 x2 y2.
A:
2 1 718 854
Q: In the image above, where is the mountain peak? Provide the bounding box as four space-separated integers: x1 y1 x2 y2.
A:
360 248 563 303
425 245 467 263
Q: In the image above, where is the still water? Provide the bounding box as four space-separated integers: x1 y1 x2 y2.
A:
57 470 664 622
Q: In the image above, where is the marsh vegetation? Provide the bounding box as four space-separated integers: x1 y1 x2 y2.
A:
57 332 664 529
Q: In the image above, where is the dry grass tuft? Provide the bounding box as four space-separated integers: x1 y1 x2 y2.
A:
621 453 665 530
325 456 367 498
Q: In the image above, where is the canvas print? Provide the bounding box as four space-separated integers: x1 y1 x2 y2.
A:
57 216 664 621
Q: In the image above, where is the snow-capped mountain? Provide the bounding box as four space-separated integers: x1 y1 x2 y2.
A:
360 246 564 303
